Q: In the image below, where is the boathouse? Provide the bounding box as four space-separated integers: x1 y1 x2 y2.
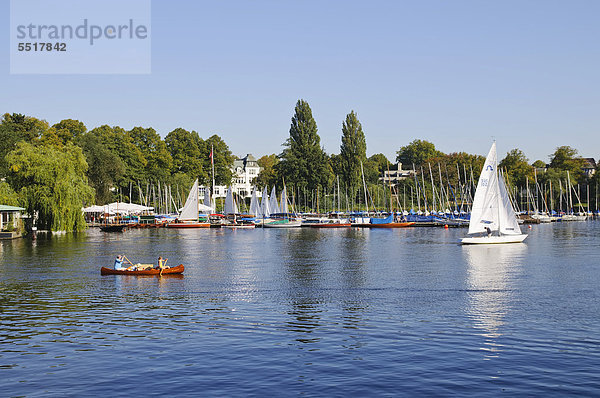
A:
0 205 25 239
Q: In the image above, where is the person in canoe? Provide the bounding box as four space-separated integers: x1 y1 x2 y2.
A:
157 256 169 270
114 255 126 270
114 255 153 271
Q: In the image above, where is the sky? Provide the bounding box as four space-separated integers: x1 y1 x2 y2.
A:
2 0 599 164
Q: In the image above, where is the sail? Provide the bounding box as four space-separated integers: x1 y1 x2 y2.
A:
249 188 261 217
269 186 280 214
468 143 500 234
280 186 288 214
224 187 238 214
260 186 270 217
179 179 199 221
498 173 522 235
203 187 211 208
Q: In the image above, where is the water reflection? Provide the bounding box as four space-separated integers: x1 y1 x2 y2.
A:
463 243 526 357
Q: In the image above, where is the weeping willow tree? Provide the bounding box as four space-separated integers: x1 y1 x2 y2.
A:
7 141 94 231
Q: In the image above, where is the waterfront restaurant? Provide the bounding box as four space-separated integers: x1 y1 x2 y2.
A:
0 205 25 239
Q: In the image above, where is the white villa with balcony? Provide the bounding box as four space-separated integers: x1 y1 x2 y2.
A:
199 154 262 199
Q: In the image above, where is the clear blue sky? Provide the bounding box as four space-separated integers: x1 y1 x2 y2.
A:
2 0 599 163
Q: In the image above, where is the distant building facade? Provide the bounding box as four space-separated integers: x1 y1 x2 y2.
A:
200 154 262 199
379 163 416 185
582 158 596 177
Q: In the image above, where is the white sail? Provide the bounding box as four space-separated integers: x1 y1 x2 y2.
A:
179 179 199 221
280 185 289 214
203 187 211 208
468 143 499 235
224 187 238 214
269 186 280 214
463 142 526 244
498 173 522 235
260 186 271 217
249 188 261 217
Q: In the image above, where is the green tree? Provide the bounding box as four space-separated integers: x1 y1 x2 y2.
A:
277 99 330 191
0 181 20 206
7 142 94 231
532 160 546 169
165 128 207 182
549 146 585 182
129 127 173 182
53 119 87 144
499 149 534 187
364 153 391 184
78 133 124 204
339 110 367 193
202 134 235 186
396 139 442 167
84 125 146 187
0 113 49 176
255 154 279 189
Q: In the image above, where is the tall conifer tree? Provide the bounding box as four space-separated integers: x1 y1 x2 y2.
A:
278 99 330 190
340 110 367 193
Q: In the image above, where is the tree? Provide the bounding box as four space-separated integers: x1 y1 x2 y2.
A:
53 119 87 144
165 128 207 182
532 160 546 169
84 125 146 187
549 146 585 182
203 134 235 186
6 141 94 231
255 154 279 189
277 99 330 191
0 181 19 206
499 149 534 187
339 111 367 193
78 133 124 204
364 153 391 184
396 139 442 167
0 113 49 176
129 127 173 182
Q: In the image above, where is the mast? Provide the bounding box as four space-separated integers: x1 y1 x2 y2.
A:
211 144 215 206
495 144 502 235
360 161 368 213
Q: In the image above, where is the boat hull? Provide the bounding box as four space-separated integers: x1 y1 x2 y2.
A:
166 223 211 228
263 220 302 228
353 222 416 228
307 223 351 228
99 224 127 232
101 264 185 275
222 224 256 229
460 234 527 244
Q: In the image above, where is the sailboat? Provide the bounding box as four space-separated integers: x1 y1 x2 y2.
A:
461 142 527 244
264 184 302 228
167 179 211 228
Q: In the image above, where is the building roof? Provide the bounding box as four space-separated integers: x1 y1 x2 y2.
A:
0 205 25 211
233 154 260 169
582 158 596 168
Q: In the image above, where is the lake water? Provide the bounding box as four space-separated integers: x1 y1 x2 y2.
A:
1 222 600 396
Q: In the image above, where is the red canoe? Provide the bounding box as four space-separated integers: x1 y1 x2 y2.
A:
100 264 185 275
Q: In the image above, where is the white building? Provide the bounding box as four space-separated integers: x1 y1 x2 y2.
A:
199 154 262 199
379 163 416 185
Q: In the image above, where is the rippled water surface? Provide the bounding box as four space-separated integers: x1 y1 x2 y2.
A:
1 222 600 396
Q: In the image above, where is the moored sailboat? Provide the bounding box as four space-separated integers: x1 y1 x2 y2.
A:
461 142 527 244
167 179 211 228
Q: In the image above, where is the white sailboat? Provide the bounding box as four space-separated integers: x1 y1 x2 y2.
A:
167 179 211 228
461 142 527 244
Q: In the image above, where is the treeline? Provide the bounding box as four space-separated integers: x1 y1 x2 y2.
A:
1 101 598 231
0 113 235 231
255 100 599 212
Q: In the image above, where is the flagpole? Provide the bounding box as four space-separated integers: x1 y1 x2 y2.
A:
210 145 215 195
